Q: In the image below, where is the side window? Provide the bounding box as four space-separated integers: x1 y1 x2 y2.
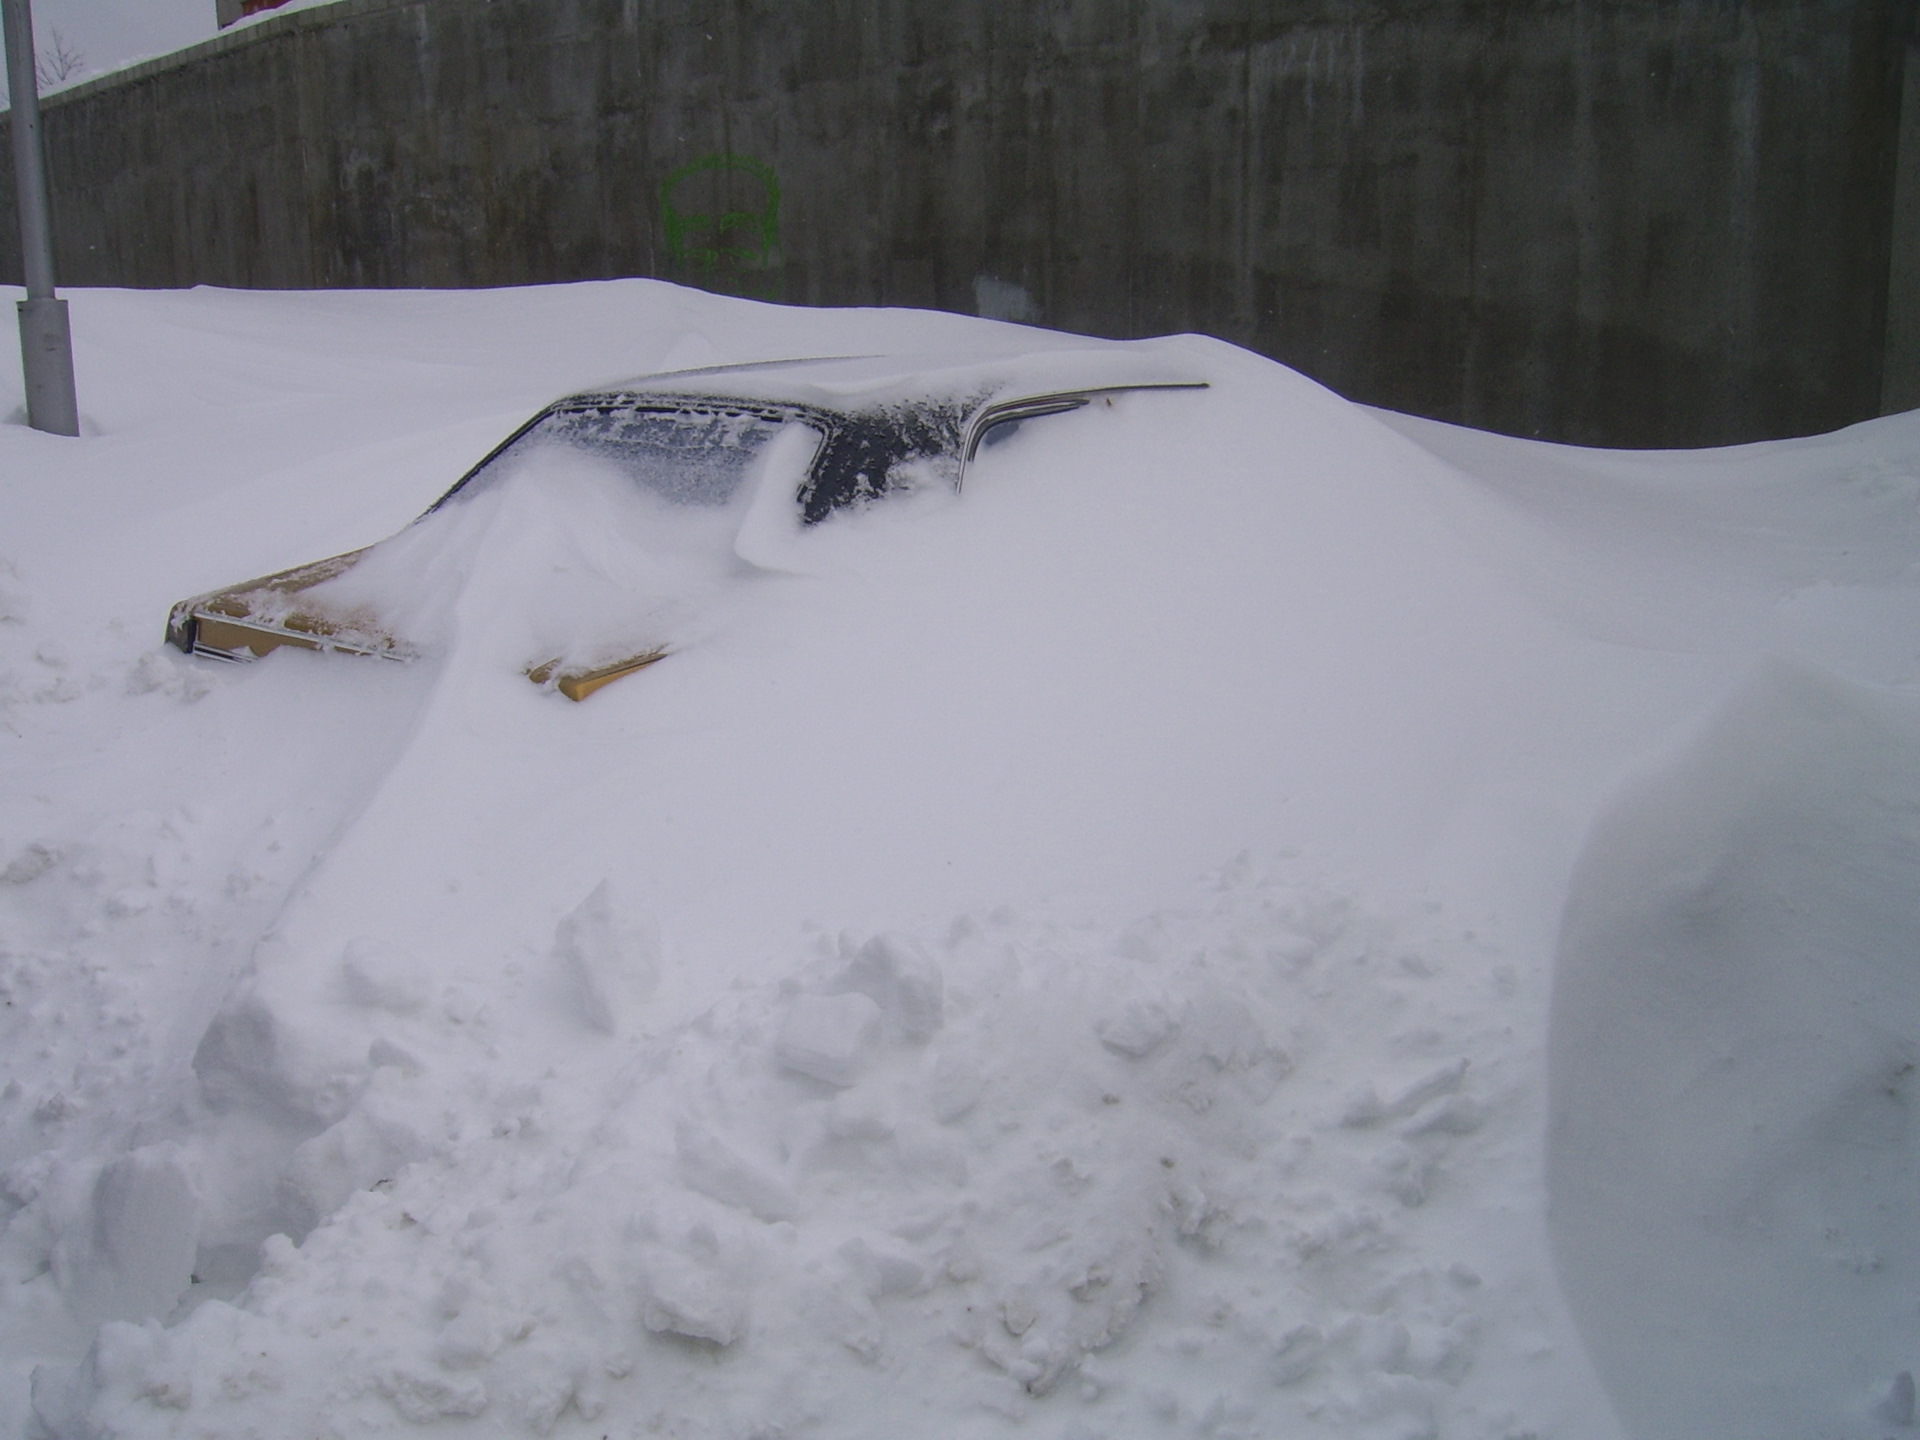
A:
977 416 1027 450
956 394 1094 488
798 404 967 523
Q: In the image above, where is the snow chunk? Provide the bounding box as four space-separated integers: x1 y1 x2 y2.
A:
837 932 944 1041
775 991 883 1086
551 881 659 1035
640 1250 749 1346
0 556 28 623
61 1146 200 1329
376 1365 488 1421
282 1069 432 1231
1343 1058 1469 1128
926 1051 985 1122
675 1120 797 1222
1096 995 1179 1058
338 936 428 1016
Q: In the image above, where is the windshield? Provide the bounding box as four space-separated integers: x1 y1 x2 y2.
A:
455 402 798 508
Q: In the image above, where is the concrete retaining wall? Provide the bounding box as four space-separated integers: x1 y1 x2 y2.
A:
3 0 1912 445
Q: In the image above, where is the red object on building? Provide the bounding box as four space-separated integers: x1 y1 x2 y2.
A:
215 0 292 27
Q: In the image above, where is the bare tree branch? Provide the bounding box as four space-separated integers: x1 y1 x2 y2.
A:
35 30 86 88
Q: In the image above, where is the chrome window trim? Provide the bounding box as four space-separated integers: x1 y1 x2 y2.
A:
956 382 1209 490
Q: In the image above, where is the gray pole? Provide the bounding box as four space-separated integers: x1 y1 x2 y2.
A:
1 0 76 436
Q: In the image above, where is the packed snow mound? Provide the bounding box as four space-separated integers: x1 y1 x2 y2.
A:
37 865 1573 1440
1550 660 1920 1440
0 279 1917 1440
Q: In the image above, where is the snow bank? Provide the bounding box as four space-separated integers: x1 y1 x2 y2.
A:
39 867 1582 1440
0 279 1916 1439
1551 660 1920 1440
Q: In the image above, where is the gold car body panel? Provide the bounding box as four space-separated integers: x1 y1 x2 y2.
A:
526 649 671 702
167 547 409 662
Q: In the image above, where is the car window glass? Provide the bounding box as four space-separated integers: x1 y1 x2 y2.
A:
471 405 792 508
979 417 1024 449
800 403 967 523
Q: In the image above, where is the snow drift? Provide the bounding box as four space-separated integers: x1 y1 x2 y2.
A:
0 279 1916 1440
1551 661 1920 1440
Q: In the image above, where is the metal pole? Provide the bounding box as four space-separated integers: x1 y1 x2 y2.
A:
1 0 76 436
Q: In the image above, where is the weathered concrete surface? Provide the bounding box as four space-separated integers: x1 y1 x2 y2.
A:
1884 34 1920 415
0 0 1911 445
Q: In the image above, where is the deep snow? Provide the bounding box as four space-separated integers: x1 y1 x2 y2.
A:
0 280 1915 1440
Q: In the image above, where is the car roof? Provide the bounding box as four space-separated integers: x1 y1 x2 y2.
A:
567 346 1208 414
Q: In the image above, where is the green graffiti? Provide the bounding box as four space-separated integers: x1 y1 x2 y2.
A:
660 154 781 297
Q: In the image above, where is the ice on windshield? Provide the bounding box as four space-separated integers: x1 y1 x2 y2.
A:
470 403 795 507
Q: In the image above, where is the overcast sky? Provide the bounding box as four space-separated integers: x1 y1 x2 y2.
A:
0 0 360 107
19 0 213 90
2 0 359 104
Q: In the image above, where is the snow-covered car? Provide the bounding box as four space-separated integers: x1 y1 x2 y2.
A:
10 286 1919 1440
164 354 1205 699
